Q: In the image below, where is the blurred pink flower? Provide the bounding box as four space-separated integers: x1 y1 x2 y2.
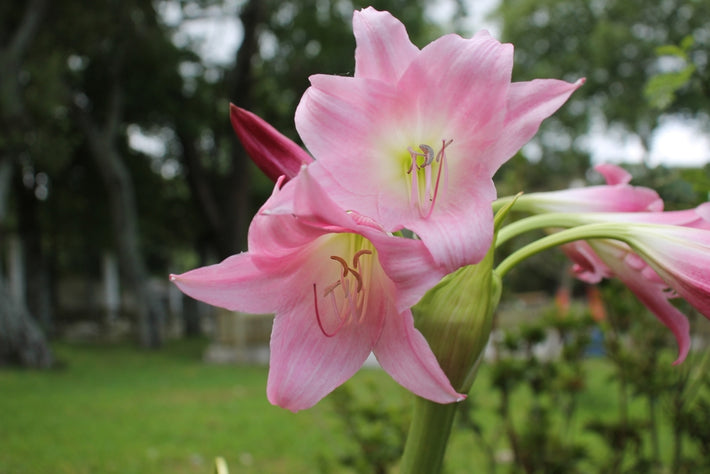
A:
580 209 710 364
518 163 663 214
171 167 463 411
296 7 583 271
229 104 313 183
521 164 710 363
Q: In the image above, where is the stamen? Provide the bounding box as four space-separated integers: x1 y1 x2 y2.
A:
352 249 372 269
314 283 348 337
330 256 349 276
423 139 452 219
348 268 364 292
314 249 373 337
419 144 436 167
405 138 453 218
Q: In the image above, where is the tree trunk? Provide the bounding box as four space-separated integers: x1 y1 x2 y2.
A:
176 0 263 259
224 0 262 253
0 274 54 368
75 84 165 348
0 0 54 367
15 163 53 332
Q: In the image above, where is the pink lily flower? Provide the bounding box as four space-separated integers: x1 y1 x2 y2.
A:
229 104 313 183
170 167 463 411
580 208 710 364
295 7 583 271
518 164 710 363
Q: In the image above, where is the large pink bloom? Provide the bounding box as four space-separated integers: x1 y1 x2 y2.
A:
295 7 583 272
170 167 463 411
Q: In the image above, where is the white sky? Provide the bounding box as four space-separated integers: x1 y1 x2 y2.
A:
144 0 709 169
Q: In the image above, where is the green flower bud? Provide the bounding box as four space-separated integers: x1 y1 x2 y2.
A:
414 242 502 393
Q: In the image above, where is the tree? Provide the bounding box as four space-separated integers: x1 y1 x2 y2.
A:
494 0 710 166
0 0 55 367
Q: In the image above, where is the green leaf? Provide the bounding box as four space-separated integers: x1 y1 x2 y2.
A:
643 65 696 110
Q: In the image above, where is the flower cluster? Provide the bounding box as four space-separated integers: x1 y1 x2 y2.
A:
171 8 710 411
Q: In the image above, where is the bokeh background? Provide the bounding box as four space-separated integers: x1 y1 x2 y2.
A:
2 0 709 472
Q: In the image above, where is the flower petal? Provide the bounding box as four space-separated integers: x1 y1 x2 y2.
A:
229 104 313 183
594 163 631 185
353 7 419 83
479 78 585 174
595 242 691 364
630 226 710 318
396 31 513 139
169 253 277 314
374 309 464 403
267 298 378 412
406 169 497 271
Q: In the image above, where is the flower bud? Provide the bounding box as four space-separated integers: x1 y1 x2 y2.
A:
414 242 501 393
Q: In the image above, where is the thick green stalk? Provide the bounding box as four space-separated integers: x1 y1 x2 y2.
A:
399 397 459 474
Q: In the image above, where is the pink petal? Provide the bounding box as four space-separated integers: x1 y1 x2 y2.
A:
524 184 663 213
480 78 585 174
397 31 513 140
267 297 379 411
295 77 400 211
366 230 447 311
594 163 632 185
229 104 313 183
632 226 710 318
169 253 278 314
562 241 612 284
374 309 464 403
596 243 691 364
353 7 419 83
405 168 497 271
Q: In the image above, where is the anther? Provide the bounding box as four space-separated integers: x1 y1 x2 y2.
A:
352 249 372 269
330 256 349 277
419 144 435 167
404 138 453 218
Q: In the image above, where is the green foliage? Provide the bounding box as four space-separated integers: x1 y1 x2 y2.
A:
326 378 410 474
494 0 710 169
644 36 697 110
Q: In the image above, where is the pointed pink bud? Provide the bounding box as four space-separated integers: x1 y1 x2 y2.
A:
230 104 313 183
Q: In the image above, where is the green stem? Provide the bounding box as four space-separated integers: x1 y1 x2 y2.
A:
495 212 585 246
399 397 459 474
495 223 635 279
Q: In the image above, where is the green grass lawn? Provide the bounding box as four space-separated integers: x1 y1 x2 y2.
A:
0 339 695 473
0 339 372 473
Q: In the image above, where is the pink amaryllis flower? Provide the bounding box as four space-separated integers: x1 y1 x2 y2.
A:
229 104 313 183
296 7 583 271
516 165 710 363
578 208 710 363
170 167 463 411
